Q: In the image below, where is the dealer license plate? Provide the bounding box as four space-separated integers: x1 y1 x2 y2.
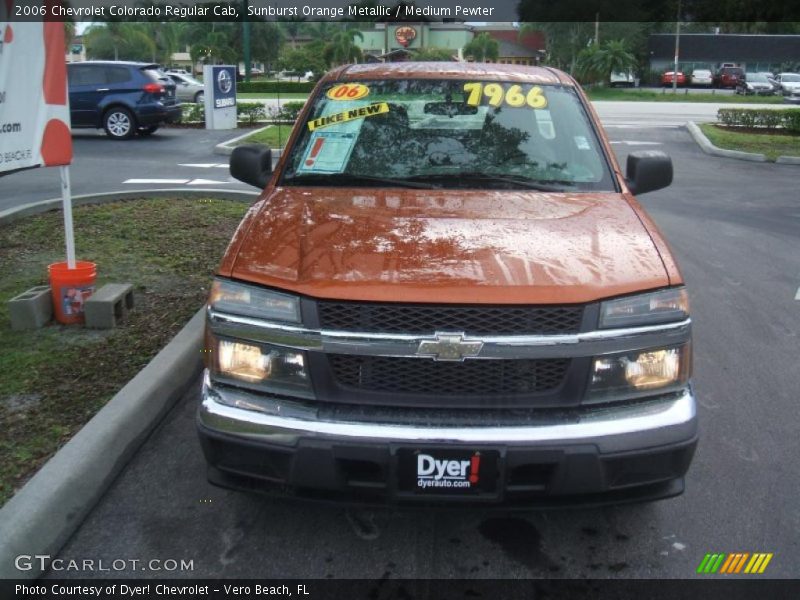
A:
397 448 500 495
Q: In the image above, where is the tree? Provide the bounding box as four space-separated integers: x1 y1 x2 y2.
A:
277 47 326 80
520 22 594 73
64 21 75 52
323 29 364 66
278 17 306 49
250 21 284 72
463 33 499 62
184 22 239 67
575 39 637 85
84 22 155 62
142 22 182 65
412 47 456 62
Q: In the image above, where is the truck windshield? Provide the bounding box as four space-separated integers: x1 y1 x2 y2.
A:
282 79 616 191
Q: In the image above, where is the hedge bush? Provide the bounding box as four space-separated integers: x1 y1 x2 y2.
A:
237 81 315 94
276 101 306 122
717 108 800 133
237 102 267 124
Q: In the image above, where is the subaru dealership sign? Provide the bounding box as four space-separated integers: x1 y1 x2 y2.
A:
203 65 236 129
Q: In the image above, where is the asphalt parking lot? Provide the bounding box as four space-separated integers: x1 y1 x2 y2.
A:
47 122 800 579
0 128 253 212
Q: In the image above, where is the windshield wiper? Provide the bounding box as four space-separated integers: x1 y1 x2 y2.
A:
405 172 575 192
283 173 440 189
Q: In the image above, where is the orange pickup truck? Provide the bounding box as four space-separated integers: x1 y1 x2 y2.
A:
198 63 696 506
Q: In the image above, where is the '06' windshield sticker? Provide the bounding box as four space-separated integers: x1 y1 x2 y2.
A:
307 102 390 131
326 83 370 101
463 83 548 109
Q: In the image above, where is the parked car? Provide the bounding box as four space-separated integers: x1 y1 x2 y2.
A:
166 68 190 76
735 72 777 95
775 73 800 96
714 67 744 89
199 62 696 507
690 69 713 87
67 61 181 139
166 72 205 103
757 72 782 94
609 71 635 87
661 70 686 86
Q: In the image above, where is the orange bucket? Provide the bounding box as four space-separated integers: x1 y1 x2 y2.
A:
48 261 97 324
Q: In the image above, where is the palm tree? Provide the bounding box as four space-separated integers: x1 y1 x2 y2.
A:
142 22 181 65
463 33 499 62
575 40 637 85
323 29 364 66
84 22 155 62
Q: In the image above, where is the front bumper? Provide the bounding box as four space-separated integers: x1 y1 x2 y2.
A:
197 373 698 507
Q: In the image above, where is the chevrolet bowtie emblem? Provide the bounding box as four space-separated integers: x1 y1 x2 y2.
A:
416 333 483 361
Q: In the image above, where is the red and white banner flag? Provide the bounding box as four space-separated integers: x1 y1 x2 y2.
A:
0 17 73 174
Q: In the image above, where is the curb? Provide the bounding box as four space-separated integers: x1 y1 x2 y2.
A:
214 124 284 157
0 308 205 579
687 121 800 164
686 121 767 162
0 188 258 226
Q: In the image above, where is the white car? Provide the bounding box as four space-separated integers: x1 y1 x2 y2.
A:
609 71 635 87
776 73 800 95
690 69 713 87
166 72 205 104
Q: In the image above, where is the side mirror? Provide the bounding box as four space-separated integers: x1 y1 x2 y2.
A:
625 151 673 195
230 144 272 189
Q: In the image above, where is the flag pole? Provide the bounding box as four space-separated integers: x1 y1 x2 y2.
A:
60 165 76 269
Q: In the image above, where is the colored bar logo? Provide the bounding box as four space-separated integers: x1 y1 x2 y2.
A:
697 552 773 574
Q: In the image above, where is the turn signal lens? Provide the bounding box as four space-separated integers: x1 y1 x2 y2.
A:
600 288 689 329
209 279 300 323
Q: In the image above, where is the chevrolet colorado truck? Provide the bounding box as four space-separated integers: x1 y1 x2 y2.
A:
198 63 696 506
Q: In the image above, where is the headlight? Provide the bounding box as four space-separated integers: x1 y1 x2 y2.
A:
211 336 312 398
209 278 300 322
599 288 689 329
586 344 691 403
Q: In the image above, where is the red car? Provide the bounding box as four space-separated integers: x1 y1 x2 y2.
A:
661 71 687 86
714 67 744 89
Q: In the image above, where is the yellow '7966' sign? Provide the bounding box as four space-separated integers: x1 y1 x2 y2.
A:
463 82 548 109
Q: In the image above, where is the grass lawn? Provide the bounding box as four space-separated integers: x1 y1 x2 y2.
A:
587 88 784 104
232 124 294 148
699 123 800 161
0 197 248 505
237 93 309 101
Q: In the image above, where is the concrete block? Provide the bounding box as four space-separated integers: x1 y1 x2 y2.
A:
84 284 134 329
8 286 53 330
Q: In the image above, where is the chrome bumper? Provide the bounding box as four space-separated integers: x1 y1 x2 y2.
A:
198 371 697 453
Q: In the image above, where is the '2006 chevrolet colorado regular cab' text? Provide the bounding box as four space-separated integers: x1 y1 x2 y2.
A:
198 63 696 506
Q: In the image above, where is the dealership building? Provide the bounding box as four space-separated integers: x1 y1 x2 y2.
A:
648 33 800 74
356 22 544 65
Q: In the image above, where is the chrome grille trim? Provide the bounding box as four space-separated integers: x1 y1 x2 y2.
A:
207 308 691 360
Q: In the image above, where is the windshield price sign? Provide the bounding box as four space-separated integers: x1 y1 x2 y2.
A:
463 82 548 109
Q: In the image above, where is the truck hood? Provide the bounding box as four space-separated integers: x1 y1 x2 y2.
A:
229 187 669 304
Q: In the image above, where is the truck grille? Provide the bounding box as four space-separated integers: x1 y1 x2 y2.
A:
328 355 570 397
317 302 583 335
